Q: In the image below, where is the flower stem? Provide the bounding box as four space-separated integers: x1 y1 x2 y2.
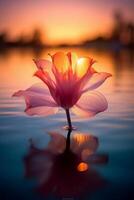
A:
65 109 72 130
65 129 72 152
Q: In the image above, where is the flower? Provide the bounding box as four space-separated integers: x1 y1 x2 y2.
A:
13 52 111 118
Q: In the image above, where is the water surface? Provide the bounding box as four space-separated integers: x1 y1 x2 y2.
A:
0 48 134 200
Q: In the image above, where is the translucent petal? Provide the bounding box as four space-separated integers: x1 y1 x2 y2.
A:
82 72 112 92
76 57 93 78
72 91 108 118
13 83 58 116
52 52 69 73
33 60 56 83
33 59 52 70
67 52 78 72
26 106 58 116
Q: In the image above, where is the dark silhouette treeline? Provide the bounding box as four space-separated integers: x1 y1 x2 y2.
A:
0 12 133 50
82 11 134 50
0 29 45 49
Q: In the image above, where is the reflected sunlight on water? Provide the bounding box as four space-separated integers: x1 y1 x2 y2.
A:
77 162 89 172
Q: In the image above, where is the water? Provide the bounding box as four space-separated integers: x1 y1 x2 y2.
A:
0 48 134 200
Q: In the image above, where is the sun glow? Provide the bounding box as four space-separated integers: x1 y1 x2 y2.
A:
1 0 133 45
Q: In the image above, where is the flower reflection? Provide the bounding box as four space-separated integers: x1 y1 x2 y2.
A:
24 131 108 198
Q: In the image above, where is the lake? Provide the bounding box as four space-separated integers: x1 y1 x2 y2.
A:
0 47 134 200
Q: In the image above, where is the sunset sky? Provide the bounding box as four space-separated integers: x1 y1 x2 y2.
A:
0 0 134 45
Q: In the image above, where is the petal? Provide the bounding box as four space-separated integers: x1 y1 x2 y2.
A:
48 132 66 154
71 133 98 156
13 83 58 116
33 59 56 83
67 52 78 70
82 72 112 92
72 91 108 118
25 106 58 116
51 52 69 73
34 70 56 96
33 59 52 70
34 70 51 85
24 142 53 181
76 57 95 78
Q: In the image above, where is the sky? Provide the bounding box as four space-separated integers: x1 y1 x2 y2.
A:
0 0 134 45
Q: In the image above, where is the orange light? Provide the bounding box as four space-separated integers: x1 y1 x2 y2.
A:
77 162 88 172
76 58 90 77
73 134 90 145
52 52 69 73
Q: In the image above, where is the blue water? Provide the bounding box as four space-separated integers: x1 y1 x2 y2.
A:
0 48 134 200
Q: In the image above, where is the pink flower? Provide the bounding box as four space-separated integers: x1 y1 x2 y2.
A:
13 52 111 123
